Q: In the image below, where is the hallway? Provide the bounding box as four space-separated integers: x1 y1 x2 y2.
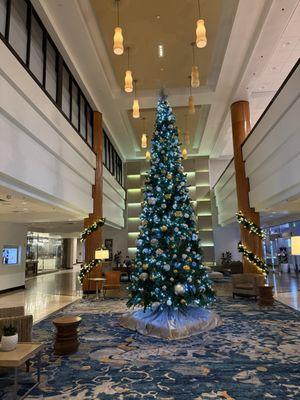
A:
0 268 299 323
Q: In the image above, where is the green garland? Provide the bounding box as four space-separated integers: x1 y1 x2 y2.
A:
78 259 99 284
238 242 268 275
80 218 105 241
236 211 265 239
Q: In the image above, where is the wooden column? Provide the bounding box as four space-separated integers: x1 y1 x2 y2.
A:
230 101 263 274
82 111 104 292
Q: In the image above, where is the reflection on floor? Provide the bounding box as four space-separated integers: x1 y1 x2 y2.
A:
0 267 299 323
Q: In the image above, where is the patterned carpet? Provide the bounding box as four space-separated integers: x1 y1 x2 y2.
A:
1 298 300 399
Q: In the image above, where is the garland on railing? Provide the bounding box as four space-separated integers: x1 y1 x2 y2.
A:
238 242 268 276
80 218 105 241
236 211 265 239
78 259 99 285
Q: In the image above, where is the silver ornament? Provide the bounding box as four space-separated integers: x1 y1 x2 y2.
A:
174 283 185 295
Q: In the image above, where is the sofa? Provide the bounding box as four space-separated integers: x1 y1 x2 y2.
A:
232 273 265 300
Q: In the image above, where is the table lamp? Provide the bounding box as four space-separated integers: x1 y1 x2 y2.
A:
95 247 109 261
291 236 300 273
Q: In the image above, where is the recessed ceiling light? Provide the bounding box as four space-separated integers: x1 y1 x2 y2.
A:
158 44 164 58
160 67 164 71
156 15 160 20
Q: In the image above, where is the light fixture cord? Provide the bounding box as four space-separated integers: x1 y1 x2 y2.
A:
116 0 120 26
197 0 201 19
192 43 195 64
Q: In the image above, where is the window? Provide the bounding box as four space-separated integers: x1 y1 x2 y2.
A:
62 65 70 118
71 80 79 130
45 38 57 101
80 94 87 139
29 13 44 83
0 0 7 36
9 0 28 62
87 105 93 147
0 0 94 146
103 131 123 186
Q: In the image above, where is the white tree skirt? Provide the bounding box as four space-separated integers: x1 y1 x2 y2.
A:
119 305 222 340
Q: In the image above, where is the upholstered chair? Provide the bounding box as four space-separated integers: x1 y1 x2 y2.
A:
0 306 33 342
232 273 265 300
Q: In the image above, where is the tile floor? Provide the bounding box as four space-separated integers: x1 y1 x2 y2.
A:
0 267 299 323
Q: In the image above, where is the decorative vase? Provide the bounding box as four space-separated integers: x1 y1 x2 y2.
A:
1 333 18 351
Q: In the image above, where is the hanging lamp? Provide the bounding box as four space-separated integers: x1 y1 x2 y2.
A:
145 151 151 161
188 75 195 114
196 0 207 48
141 117 147 148
113 0 124 55
124 47 133 92
191 43 200 88
132 80 140 119
184 115 190 145
182 148 188 159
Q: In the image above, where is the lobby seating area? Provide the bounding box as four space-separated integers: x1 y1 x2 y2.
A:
0 0 299 398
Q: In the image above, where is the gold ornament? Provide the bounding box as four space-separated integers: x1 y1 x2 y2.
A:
187 258 192 262
165 194 171 200
183 265 190 271
142 264 149 270
174 269 178 274
161 225 168 232
175 211 183 217
180 299 186 305
167 173 173 180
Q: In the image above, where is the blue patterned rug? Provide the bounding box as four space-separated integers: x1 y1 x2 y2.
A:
0 298 299 399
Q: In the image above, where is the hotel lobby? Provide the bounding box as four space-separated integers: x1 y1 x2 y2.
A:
0 0 299 399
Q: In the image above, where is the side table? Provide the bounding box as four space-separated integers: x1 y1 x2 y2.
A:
258 285 274 306
88 277 106 299
0 342 43 400
53 316 82 355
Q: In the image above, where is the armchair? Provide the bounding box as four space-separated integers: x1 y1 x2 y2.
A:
232 273 265 300
0 306 33 342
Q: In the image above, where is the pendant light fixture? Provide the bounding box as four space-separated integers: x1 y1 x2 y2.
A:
182 148 188 159
145 151 151 161
188 75 195 114
141 117 147 148
124 47 133 92
196 0 207 48
191 43 200 88
184 115 190 145
113 0 124 55
132 80 140 119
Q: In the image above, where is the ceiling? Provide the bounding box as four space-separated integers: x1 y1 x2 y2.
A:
128 104 210 154
90 0 233 91
0 186 83 224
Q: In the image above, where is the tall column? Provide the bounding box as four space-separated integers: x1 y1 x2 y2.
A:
230 101 263 274
82 111 103 292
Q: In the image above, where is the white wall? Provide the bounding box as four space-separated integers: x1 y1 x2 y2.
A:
101 225 127 260
243 62 300 211
209 158 232 188
213 222 242 263
0 223 27 291
103 167 126 229
213 160 238 226
0 41 96 218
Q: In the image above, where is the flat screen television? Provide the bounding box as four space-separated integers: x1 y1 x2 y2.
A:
2 247 19 265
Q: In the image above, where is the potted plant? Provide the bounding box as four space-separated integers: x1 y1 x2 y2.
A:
1 325 18 351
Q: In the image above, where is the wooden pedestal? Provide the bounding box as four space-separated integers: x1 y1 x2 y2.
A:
258 285 274 306
53 316 82 355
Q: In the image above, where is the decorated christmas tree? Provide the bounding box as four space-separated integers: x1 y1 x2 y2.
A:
127 94 215 311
